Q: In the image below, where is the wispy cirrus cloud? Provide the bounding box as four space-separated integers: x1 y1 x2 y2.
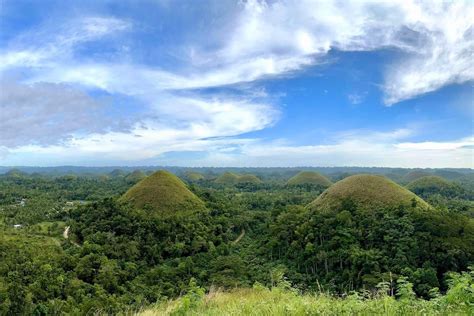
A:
199 0 474 104
0 14 279 157
0 17 131 70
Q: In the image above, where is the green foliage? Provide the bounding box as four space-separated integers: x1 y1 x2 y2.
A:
407 176 468 199
145 271 474 315
1 168 473 315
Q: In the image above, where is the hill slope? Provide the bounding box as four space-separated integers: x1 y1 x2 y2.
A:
406 176 462 198
125 170 147 183
215 172 240 184
119 170 206 214
184 171 206 181
287 171 332 186
309 174 430 211
403 170 432 183
237 174 262 184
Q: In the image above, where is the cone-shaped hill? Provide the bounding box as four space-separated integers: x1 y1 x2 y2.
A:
109 169 126 177
5 168 26 178
403 170 432 183
237 174 263 184
184 171 206 181
125 170 147 183
214 172 262 184
406 176 460 197
287 171 332 187
308 174 430 212
215 172 239 184
119 170 206 214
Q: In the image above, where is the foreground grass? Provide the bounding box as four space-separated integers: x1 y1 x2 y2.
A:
140 280 474 316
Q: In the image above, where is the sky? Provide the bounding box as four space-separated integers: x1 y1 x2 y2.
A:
0 0 473 168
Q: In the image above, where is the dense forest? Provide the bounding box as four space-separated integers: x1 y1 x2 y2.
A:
0 167 473 315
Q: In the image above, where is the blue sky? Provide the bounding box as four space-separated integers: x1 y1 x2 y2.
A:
0 0 473 167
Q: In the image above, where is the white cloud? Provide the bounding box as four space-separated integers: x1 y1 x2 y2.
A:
0 16 278 156
2 95 277 163
347 92 367 105
0 17 131 71
200 0 474 104
0 2 472 167
201 132 474 168
0 80 131 147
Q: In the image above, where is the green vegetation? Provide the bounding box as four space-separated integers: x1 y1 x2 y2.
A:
143 269 474 315
119 170 206 214
287 171 332 187
407 176 461 197
270 175 472 294
309 174 430 212
0 167 472 315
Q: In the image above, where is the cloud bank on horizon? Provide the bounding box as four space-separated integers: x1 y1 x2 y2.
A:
0 0 473 167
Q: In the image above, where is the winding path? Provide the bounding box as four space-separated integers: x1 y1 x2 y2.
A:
63 226 80 247
233 229 246 244
63 226 70 239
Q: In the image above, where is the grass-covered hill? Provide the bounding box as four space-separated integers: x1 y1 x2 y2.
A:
272 174 472 293
308 174 430 212
406 176 460 198
125 170 147 183
5 168 26 178
214 172 239 184
109 168 127 177
287 171 332 187
214 172 262 185
119 170 206 214
236 174 263 184
184 171 206 181
403 170 433 183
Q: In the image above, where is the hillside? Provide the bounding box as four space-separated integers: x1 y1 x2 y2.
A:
214 172 262 185
287 171 332 187
125 170 146 183
119 170 206 214
403 170 432 183
407 176 454 193
215 172 239 184
237 174 262 184
184 171 206 181
308 174 430 212
109 169 127 177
